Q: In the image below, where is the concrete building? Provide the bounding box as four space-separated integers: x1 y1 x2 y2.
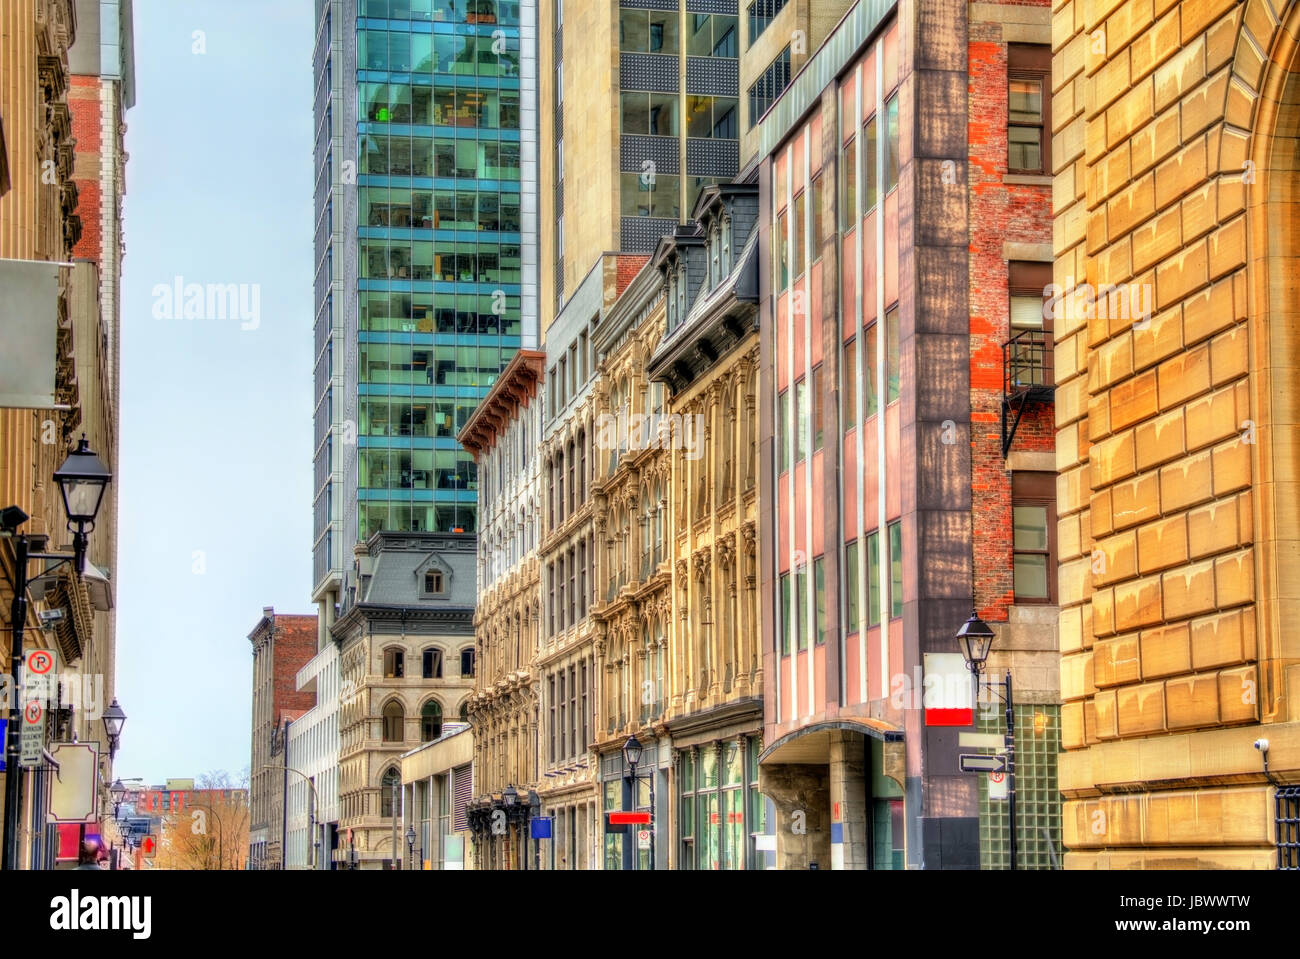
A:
753 0 1059 869
458 349 546 869
538 0 851 314
333 531 476 868
1052 0 1300 867
310 0 541 637
285 641 342 869
645 182 768 869
401 723 475 869
247 608 317 870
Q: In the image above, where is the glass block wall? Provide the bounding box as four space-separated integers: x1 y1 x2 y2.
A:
978 703 1062 870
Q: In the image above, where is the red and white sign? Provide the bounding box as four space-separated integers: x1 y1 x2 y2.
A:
923 653 975 726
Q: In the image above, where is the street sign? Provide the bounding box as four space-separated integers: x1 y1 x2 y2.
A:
608 811 651 826
141 835 157 859
530 817 553 840
988 768 1009 801
19 699 44 767
959 753 1007 774
637 829 651 850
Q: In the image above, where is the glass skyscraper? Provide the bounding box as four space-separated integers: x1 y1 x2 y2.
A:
313 0 538 608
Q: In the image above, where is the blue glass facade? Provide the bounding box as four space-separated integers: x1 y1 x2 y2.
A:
313 0 536 597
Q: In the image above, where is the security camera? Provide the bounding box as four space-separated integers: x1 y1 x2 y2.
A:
1254 738 1269 752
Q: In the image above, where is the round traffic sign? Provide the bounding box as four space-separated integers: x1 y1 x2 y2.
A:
24 701 42 724
989 771 1005 784
28 650 54 674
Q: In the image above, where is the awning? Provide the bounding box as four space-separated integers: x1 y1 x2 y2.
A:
759 719 903 766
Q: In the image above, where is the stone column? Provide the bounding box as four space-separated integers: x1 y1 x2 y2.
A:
758 763 831 870
828 731 868 869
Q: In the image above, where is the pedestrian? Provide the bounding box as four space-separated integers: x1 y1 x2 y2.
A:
75 838 108 870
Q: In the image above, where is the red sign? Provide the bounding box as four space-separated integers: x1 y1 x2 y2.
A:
608 811 651 826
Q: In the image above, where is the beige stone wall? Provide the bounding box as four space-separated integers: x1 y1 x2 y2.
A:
1053 0 1300 867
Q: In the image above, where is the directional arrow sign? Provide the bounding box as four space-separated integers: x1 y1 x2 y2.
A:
959 753 1007 774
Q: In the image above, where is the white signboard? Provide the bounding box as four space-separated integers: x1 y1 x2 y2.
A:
0 259 62 408
48 742 99 822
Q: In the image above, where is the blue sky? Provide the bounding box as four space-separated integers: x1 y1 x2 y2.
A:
115 0 315 784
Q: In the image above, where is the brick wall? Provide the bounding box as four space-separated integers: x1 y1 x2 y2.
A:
615 254 650 297
968 15 1055 621
271 615 318 719
68 74 103 263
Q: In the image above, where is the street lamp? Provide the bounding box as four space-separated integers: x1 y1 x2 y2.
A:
622 735 655 871
3 435 112 872
955 611 1017 870
110 778 127 819
53 437 112 575
102 699 126 759
405 825 416 870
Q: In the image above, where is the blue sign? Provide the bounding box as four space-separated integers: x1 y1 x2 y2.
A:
0 718 6 771
530 817 553 840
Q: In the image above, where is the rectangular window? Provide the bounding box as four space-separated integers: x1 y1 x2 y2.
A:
792 189 807 278
775 207 789 292
1012 471 1057 602
558 670 567 759
842 339 857 429
811 173 824 262
884 95 900 191
864 322 878 418
811 365 824 451
549 676 557 763
845 541 860 633
796 565 808 651
1009 260 1054 389
777 389 790 473
867 531 881 627
863 115 878 210
840 136 857 230
779 572 792 655
886 307 900 403
1007 44 1051 174
795 378 809 463
889 521 903 619
748 0 788 42
814 557 826 646
748 46 792 128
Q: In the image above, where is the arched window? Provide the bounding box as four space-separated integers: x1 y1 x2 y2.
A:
421 701 443 741
577 428 586 502
380 767 400 817
383 647 404 678
459 701 469 722
422 648 443 679
382 701 404 742
461 646 476 677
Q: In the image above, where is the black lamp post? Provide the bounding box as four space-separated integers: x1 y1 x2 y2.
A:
405 825 416 871
3 435 112 872
110 778 127 820
956 610 1017 870
102 698 126 760
622 734 655 871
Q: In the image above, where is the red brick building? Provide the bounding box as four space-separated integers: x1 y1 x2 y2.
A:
755 0 1059 869
247 608 317 869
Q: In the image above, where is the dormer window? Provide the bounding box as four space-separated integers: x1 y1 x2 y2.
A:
709 224 721 288
676 262 688 322
721 215 731 276
666 276 677 329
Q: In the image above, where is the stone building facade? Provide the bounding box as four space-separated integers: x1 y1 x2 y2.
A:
647 182 765 870
589 257 674 869
1052 0 1300 867
333 532 476 868
459 350 546 869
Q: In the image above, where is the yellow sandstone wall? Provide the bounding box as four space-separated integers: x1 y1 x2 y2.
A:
1053 0 1300 867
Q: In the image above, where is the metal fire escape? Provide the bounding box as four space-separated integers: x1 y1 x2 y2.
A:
1001 329 1055 457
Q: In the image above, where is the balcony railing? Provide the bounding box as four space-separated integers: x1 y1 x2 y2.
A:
1001 329 1055 456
